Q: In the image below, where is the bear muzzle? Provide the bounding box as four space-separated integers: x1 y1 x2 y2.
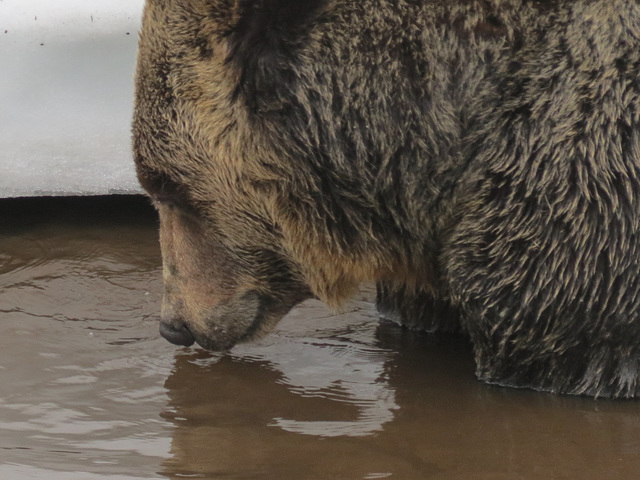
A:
159 318 195 347
160 290 266 351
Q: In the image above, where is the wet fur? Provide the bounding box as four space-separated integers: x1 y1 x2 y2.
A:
134 0 640 397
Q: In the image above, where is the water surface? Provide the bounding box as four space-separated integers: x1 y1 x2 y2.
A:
1 196 639 479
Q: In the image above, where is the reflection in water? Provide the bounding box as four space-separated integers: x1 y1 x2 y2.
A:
160 298 404 478
161 304 640 479
2 197 640 479
235 299 399 438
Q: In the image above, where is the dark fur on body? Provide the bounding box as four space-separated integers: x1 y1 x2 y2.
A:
133 0 640 397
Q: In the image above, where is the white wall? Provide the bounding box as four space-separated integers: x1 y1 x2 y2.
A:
0 0 146 197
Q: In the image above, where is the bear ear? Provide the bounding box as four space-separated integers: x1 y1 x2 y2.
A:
225 0 327 106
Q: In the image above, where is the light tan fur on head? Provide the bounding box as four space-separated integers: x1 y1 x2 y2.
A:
134 0 415 314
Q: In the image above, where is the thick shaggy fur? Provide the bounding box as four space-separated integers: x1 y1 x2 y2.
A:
133 0 640 398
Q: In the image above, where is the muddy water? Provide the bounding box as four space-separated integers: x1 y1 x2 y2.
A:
1 196 640 480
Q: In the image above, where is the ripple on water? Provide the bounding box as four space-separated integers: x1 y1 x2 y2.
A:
226 297 400 438
4 197 640 480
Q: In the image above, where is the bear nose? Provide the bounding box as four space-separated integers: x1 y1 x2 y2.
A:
159 319 195 347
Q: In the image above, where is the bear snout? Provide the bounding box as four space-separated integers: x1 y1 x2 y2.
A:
159 318 196 347
158 290 267 351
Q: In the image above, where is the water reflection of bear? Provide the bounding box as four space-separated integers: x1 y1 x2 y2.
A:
160 302 640 479
158 296 463 478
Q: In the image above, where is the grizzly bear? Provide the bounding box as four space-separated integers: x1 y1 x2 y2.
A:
133 0 640 398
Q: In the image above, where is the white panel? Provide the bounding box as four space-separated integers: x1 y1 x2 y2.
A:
0 0 146 197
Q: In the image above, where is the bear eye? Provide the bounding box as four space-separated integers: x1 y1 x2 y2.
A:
137 167 195 212
151 192 202 220
151 189 193 210
153 194 180 208
139 167 179 198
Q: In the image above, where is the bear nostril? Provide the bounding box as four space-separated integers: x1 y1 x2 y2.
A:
159 319 195 347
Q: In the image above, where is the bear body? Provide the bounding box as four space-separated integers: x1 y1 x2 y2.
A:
133 0 640 397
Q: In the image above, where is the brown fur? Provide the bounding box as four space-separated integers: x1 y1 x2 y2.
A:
134 0 640 397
